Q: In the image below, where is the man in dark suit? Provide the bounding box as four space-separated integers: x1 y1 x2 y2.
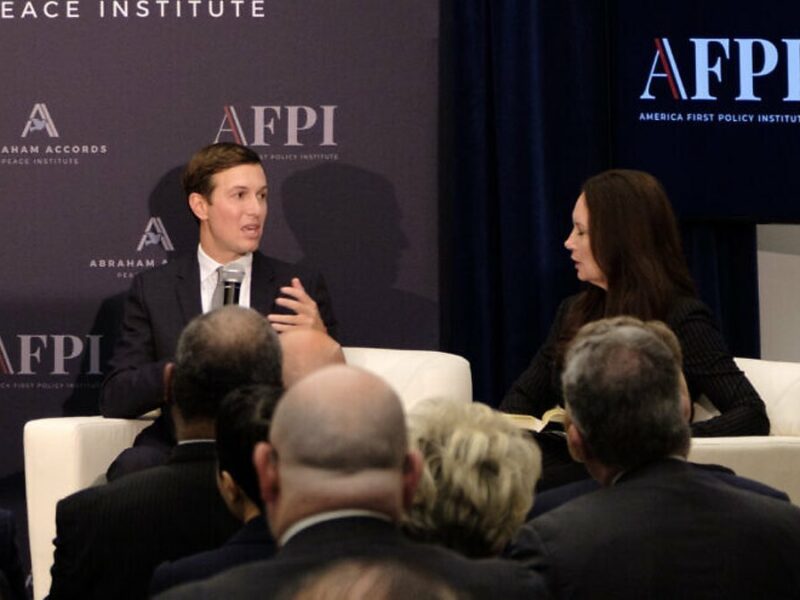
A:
0 508 25 600
149 384 280 594
155 365 549 599
100 142 335 479
48 306 282 600
510 321 800 599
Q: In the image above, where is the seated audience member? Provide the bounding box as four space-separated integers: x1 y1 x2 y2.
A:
279 559 463 600
155 365 548 599
279 328 346 388
101 142 335 481
48 306 282 600
403 401 540 557
149 384 282 594
510 323 800 599
0 508 25 600
527 316 790 519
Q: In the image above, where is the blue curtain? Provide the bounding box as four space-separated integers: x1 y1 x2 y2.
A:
440 0 760 406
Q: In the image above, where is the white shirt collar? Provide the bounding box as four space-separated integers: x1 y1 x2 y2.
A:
197 244 253 281
197 244 254 312
279 509 392 546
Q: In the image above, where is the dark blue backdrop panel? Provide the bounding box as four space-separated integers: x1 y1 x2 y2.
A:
610 0 800 220
443 0 609 405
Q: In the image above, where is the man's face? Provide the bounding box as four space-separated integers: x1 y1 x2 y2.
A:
190 163 268 264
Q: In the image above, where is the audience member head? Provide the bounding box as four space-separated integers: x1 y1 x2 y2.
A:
574 316 691 420
403 400 541 557
254 365 421 540
281 559 462 600
182 142 262 200
167 306 282 439
216 384 283 521
280 328 346 388
562 322 690 485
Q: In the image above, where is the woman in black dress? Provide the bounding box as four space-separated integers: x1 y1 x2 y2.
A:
501 169 769 487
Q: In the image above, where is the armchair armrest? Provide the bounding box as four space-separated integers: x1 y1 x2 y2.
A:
342 347 472 412
24 416 152 600
689 436 800 505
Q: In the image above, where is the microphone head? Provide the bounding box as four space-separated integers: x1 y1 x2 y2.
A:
221 264 245 283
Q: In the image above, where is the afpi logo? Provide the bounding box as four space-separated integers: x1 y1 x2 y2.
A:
641 38 800 102
214 105 337 146
21 103 60 138
137 217 175 252
0 334 102 375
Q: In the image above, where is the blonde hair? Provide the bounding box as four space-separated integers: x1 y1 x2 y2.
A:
403 401 541 557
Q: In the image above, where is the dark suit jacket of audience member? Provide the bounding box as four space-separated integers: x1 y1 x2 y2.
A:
510 459 800 599
149 515 275 595
47 442 239 600
527 461 791 519
154 516 549 600
100 251 336 444
0 509 25 600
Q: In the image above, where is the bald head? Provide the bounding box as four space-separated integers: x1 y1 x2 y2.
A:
271 365 407 473
280 329 346 388
258 365 422 536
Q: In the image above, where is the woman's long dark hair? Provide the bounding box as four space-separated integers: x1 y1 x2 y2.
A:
557 169 696 364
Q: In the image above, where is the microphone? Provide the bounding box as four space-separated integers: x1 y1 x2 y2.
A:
220 264 245 305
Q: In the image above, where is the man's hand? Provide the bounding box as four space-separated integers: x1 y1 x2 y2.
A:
267 277 327 333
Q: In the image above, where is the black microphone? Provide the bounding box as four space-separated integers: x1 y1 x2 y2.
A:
221 264 245 305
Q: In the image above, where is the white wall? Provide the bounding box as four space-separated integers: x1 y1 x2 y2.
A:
758 225 800 361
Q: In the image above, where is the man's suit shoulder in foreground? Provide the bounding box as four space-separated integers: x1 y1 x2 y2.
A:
155 517 548 600
47 442 239 600
149 515 275 595
511 459 800 599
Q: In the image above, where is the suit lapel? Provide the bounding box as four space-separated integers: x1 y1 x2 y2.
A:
251 251 278 314
171 251 276 319
174 253 202 325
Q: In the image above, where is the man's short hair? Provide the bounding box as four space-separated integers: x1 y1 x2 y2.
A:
216 384 283 506
404 401 541 557
562 324 690 470
173 306 282 422
182 142 262 199
573 315 684 366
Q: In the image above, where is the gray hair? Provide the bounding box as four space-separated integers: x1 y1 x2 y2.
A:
173 306 282 422
562 324 690 470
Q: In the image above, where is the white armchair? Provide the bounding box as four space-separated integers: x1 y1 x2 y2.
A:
688 357 800 505
23 347 472 600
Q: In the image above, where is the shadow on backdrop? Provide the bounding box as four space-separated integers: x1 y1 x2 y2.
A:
63 165 196 415
282 163 438 349
145 164 198 256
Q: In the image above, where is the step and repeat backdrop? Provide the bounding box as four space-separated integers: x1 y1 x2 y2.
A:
0 1 439 476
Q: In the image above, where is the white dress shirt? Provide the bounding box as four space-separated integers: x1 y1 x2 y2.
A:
197 244 254 312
